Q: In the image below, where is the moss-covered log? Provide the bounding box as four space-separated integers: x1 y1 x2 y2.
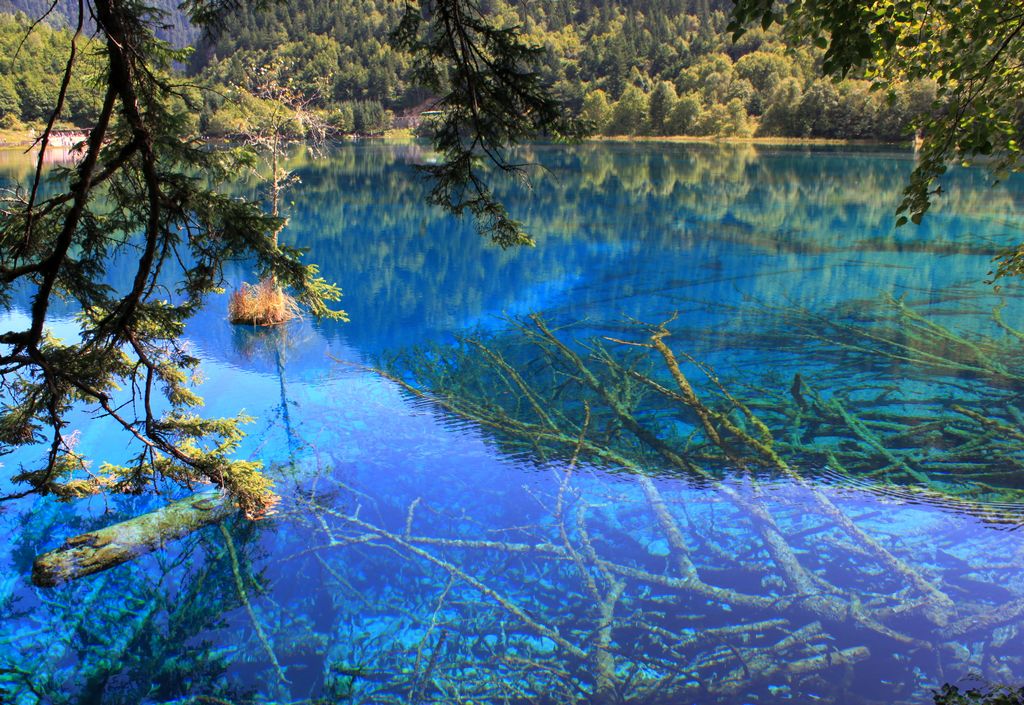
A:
32 491 236 588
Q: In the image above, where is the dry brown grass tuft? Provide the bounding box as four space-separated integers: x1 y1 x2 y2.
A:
228 278 300 326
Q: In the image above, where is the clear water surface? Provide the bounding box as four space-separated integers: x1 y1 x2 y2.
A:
2 142 1024 704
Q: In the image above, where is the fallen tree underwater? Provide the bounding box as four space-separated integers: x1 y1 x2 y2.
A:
299 295 1024 703
32 491 236 587
21 293 1024 704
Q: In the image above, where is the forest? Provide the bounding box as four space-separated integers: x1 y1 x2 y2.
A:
0 0 932 141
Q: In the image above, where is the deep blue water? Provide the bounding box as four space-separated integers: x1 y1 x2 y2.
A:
2 142 1024 704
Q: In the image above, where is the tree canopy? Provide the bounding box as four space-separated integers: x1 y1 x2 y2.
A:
0 0 943 142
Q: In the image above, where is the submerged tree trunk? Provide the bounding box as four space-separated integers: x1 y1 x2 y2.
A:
32 491 236 587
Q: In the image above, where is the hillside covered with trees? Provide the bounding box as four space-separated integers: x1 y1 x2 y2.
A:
0 0 934 140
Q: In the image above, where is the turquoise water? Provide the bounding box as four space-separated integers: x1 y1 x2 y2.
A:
2 143 1024 703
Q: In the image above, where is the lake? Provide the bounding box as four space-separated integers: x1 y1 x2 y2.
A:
2 142 1024 704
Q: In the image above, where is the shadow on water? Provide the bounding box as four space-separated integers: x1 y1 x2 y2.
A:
2 143 1024 703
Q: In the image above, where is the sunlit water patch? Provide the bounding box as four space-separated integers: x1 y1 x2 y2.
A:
2 143 1024 704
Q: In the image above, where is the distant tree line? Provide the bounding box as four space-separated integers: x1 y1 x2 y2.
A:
0 0 936 141
0 12 104 130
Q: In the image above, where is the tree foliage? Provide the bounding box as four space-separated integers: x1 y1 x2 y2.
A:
0 12 104 128
2 0 941 142
178 0 933 140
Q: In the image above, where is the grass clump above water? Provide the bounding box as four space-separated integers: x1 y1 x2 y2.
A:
228 279 300 326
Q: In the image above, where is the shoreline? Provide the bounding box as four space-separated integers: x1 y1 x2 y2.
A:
0 128 38 148
1 127 912 150
592 134 911 146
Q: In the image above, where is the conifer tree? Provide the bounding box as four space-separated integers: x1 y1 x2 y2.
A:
648 80 678 136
